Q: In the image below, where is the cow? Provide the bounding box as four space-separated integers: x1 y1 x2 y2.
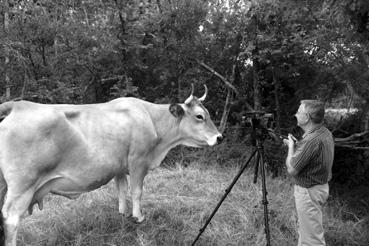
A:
0 85 223 246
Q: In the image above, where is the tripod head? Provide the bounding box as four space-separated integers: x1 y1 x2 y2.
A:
242 111 275 146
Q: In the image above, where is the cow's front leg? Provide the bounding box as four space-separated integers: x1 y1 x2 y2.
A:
129 167 147 223
114 174 129 216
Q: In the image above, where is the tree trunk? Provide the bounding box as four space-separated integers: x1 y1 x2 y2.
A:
252 14 261 110
253 57 261 110
360 102 369 132
54 37 58 57
82 0 90 26
272 68 281 133
21 68 28 99
177 77 181 101
156 0 162 14
41 45 47 67
4 1 10 100
219 88 232 134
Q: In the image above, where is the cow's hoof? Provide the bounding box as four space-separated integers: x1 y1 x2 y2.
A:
131 215 145 224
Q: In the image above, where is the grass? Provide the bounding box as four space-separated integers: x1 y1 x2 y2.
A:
16 161 369 246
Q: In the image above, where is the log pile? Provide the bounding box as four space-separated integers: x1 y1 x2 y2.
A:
334 131 369 150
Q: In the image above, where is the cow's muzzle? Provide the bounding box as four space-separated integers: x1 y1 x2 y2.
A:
216 135 224 144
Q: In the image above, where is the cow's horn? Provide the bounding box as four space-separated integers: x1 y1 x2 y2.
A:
184 84 195 105
198 84 208 102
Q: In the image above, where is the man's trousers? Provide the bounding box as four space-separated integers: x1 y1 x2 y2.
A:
294 184 329 246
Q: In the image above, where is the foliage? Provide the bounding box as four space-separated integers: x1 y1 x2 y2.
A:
1 0 368 106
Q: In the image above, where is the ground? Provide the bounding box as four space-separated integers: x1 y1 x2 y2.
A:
16 162 369 246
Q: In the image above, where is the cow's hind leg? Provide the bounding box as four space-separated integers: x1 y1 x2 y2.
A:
2 188 34 246
115 174 129 216
0 175 7 246
130 166 147 223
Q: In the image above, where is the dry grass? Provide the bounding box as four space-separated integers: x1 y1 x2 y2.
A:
16 161 369 246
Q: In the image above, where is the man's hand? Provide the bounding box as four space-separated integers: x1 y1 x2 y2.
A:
283 134 297 148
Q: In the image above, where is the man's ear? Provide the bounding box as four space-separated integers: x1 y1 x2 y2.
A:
169 103 185 118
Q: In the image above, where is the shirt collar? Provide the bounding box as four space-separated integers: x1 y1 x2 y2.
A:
302 124 323 139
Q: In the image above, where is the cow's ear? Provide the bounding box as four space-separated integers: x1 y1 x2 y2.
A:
169 103 185 118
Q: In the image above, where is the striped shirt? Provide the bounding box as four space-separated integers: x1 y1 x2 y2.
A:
291 125 334 188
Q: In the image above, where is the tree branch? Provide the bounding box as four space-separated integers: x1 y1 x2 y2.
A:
101 75 124 84
196 59 239 96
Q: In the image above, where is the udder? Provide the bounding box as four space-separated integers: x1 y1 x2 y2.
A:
29 175 84 213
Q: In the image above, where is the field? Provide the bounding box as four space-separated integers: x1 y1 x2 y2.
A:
17 160 369 246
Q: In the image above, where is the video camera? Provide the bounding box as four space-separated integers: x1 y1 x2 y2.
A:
242 111 275 130
241 111 277 144
240 111 305 145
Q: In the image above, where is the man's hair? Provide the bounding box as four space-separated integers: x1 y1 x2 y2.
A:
301 100 325 124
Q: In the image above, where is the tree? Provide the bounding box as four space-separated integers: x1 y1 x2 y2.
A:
1 0 11 101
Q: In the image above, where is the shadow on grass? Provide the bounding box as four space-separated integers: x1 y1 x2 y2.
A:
325 183 369 246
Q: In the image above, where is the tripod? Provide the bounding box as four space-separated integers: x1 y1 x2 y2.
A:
191 127 271 246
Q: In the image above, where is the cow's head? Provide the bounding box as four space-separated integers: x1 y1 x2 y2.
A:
169 84 223 147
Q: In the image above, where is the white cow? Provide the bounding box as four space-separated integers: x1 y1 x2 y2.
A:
0 85 222 246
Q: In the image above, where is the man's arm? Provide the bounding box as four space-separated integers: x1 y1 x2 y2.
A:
284 134 299 176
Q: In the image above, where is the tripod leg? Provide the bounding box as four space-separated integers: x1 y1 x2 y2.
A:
253 150 260 184
258 146 271 246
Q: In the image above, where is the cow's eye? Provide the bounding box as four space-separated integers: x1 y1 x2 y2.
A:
196 115 204 121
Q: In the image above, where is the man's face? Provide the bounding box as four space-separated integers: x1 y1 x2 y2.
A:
295 104 310 127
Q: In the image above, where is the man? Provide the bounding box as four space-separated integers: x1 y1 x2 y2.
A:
284 100 334 246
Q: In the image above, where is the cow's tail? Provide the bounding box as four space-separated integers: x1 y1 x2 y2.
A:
0 176 5 246
0 101 14 123
0 101 13 246
0 164 7 246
